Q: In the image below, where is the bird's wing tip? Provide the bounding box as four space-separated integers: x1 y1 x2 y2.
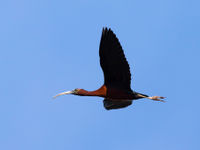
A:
102 27 114 35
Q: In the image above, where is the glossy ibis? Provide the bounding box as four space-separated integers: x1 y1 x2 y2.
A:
54 27 165 110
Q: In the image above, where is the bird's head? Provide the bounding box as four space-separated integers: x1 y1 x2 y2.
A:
72 88 81 94
53 88 81 99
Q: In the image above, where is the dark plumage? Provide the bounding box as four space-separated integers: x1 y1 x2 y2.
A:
54 27 165 110
99 28 131 90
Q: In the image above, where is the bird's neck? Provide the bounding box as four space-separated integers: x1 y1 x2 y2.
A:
77 85 107 97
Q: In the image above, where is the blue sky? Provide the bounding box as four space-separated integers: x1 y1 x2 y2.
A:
0 0 200 150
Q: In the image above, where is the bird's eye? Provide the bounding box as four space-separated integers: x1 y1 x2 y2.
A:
73 88 80 93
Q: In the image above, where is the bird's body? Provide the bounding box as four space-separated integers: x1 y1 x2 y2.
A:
76 85 146 100
54 27 165 110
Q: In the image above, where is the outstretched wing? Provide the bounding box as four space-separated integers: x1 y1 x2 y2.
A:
103 99 132 110
99 27 131 90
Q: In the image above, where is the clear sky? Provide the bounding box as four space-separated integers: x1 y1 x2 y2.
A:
1 0 200 150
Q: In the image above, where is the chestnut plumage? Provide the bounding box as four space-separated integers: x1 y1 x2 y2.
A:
54 27 165 110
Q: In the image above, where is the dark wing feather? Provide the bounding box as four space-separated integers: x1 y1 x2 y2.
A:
99 28 131 90
103 99 132 110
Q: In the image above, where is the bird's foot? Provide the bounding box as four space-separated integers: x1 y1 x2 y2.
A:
148 96 166 102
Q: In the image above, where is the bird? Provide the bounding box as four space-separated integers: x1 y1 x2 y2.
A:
54 27 165 110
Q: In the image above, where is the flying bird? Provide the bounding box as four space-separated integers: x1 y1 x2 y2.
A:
54 28 165 110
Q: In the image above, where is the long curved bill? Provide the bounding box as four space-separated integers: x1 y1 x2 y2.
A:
53 91 73 99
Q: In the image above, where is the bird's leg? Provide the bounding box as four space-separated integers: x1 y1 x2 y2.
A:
147 96 166 102
137 94 166 102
